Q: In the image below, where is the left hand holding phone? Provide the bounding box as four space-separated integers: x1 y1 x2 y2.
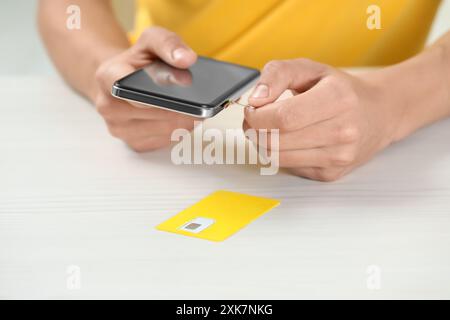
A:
94 27 198 152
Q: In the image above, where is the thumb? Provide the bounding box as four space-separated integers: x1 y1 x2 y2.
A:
248 58 329 107
132 26 197 69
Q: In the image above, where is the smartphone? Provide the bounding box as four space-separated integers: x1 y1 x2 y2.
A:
111 56 260 118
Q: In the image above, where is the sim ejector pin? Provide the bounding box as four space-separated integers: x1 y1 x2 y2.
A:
223 99 252 108
234 101 251 107
234 100 255 111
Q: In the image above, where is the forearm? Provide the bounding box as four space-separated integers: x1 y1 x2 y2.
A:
38 0 130 101
368 31 450 142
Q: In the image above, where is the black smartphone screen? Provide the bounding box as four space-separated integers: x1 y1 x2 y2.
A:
114 56 259 108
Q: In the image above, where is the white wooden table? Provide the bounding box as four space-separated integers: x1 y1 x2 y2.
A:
1 76 450 299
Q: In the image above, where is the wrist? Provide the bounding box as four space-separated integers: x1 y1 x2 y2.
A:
366 46 450 143
355 68 408 149
365 67 413 144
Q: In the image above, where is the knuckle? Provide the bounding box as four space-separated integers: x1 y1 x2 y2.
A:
295 58 328 75
315 168 342 182
322 75 343 93
160 32 180 49
106 124 120 138
94 56 119 80
127 141 149 153
263 60 284 73
293 57 314 66
330 149 356 166
337 125 360 143
141 26 160 39
94 63 109 84
322 76 359 112
289 168 309 179
102 118 128 139
290 167 346 182
95 96 113 119
128 139 167 153
140 27 181 49
274 104 292 130
342 88 359 110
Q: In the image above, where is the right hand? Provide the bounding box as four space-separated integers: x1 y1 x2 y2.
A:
94 27 198 152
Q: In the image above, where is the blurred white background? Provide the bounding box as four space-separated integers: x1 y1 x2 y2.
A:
0 0 449 75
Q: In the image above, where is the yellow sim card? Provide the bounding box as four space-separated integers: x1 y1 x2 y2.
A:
156 190 280 242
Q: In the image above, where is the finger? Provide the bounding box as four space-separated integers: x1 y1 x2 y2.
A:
95 58 136 94
127 101 198 121
277 148 332 168
248 58 329 107
289 167 348 182
243 118 359 151
245 81 344 132
243 101 279 130
126 136 173 153
97 93 197 121
110 118 195 141
278 145 357 168
133 27 197 69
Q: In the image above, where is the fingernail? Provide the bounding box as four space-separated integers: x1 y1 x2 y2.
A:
251 84 269 99
246 106 255 113
172 48 188 61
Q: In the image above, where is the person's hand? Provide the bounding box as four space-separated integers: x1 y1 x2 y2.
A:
244 59 404 181
94 27 198 152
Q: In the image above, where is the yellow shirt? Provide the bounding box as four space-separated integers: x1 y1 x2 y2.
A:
130 0 441 68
